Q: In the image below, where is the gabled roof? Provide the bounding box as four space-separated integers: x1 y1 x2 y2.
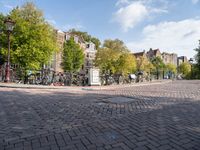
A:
65 32 85 43
133 51 146 58
147 48 161 56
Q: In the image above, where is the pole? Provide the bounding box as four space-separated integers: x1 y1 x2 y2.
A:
5 31 10 82
150 68 152 82
157 68 159 80
163 69 164 79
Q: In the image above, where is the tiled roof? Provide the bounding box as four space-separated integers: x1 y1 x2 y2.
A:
133 51 145 57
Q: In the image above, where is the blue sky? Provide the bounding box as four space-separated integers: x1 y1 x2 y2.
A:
0 0 200 59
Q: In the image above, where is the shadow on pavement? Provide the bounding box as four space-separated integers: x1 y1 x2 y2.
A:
0 82 200 150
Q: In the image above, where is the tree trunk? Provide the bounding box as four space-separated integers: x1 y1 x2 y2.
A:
24 72 28 84
156 68 159 80
69 72 72 86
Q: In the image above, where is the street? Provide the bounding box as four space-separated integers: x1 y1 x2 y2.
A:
0 80 200 150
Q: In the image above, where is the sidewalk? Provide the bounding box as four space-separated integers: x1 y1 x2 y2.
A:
0 80 172 91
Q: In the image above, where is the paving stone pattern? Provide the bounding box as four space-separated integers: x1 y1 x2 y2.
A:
0 80 200 150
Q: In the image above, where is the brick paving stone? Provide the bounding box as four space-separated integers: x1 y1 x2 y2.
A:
0 80 200 150
158 144 172 150
134 146 148 150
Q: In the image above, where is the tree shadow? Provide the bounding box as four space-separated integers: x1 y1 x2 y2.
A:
0 87 200 149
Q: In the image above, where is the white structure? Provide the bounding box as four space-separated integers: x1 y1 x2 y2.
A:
83 42 97 75
88 68 101 86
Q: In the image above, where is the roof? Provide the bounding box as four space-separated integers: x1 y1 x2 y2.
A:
152 49 160 55
147 48 161 56
133 51 146 58
65 32 85 43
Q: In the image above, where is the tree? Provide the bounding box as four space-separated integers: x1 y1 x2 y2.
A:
0 13 6 65
194 40 200 69
178 62 191 78
194 40 200 79
103 39 128 53
69 29 101 49
95 39 136 84
8 2 58 82
136 56 154 73
95 39 134 75
95 47 117 75
165 63 177 79
166 63 177 74
115 52 136 75
62 37 84 73
151 56 165 79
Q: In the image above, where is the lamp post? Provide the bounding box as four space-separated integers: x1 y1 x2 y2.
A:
189 58 194 79
4 17 15 82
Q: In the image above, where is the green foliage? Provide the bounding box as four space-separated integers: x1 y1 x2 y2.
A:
151 56 165 70
194 40 200 75
69 29 101 49
9 2 57 71
178 62 191 77
0 13 7 60
166 63 177 74
95 47 116 74
62 37 84 73
115 52 136 75
150 56 165 79
136 56 154 72
95 39 136 76
192 64 200 79
103 39 128 53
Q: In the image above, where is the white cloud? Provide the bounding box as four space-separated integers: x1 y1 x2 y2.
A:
113 0 168 32
127 19 200 58
191 0 199 4
113 2 148 32
151 8 168 13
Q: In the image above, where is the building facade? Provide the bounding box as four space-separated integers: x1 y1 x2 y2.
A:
50 30 97 76
146 48 162 60
177 56 188 66
162 52 178 66
133 50 146 60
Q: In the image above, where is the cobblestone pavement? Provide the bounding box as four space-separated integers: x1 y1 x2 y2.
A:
0 80 200 150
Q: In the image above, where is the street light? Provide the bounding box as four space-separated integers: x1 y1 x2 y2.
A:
189 58 194 79
4 17 15 82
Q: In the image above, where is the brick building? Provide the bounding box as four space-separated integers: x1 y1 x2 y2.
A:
48 30 97 75
162 52 178 66
146 48 162 60
177 56 188 66
133 50 146 60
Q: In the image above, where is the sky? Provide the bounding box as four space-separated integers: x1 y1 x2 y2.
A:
0 0 200 59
